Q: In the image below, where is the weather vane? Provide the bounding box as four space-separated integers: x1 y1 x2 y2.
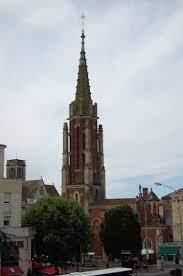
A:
81 13 85 32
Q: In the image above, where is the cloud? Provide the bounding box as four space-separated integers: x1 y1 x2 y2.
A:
0 0 183 197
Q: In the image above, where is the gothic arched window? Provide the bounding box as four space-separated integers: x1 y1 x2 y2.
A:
83 132 85 150
73 191 80 203
77 126 80 168
92 218 101 239
143 238 152 249
95 189 98 200
83 153 85 166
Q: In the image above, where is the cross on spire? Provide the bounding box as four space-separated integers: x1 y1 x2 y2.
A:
80 13 86 54
81 13 85 33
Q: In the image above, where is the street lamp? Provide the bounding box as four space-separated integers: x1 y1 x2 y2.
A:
154 182 183 268
144 196 153 264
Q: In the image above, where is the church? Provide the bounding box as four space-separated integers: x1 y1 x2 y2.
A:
61 28 169 257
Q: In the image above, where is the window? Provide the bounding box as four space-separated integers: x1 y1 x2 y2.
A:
9 168 15 178
93 172 97 185
83 153 85 166
73 192 80 203
4 193 11 203
4 204 11 214
69 135 71 165
143 238 152 249
92 218 101 239
4 216 11 226
17 167 22 178
95 190 98 200
177 223 182 234
39 186 44 195
83 133 85 150
77 126 80 168
17 241 24 248
4 193 11 214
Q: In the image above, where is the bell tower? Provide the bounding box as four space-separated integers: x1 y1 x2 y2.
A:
62 27 105 212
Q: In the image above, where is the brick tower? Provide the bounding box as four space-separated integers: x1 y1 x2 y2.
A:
62 29 105 212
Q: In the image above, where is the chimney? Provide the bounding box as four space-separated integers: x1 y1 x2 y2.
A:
143 187 148 198
0 144 7 178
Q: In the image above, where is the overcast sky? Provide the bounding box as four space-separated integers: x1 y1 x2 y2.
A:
0 0 183 198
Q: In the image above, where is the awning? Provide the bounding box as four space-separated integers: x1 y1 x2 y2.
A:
1 266 23 276
41 266 57 275
141 249 154 255
32 262 42 270
158 246 180 255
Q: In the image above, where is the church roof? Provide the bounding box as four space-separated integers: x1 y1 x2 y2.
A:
97 198 136 205
90 198 136 209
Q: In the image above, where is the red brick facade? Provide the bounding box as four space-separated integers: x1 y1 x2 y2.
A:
136 186 169 255
62 30 170 258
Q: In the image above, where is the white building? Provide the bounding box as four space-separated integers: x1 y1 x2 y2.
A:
0 144 35 275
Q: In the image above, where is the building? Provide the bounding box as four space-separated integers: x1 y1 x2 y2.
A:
61 30 105 213
172 190 183 243
5 158 59 212
156 190 183 263
162 189 183 243
161 192 174 239
22 179 59 212
61 30 170 256
136 186 169 255
0 145 59 274
6 159 26 180
161 189 183 243
0 145 35 275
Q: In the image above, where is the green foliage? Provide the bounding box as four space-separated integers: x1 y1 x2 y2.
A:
100 205 142 258
22 197 91 261
0 230 18 263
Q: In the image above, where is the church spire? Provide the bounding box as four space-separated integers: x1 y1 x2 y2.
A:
81 13 85 54
69 22 97 118
75 29 91 105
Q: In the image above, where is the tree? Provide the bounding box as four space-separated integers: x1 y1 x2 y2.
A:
0 230 18 265
22 197 91 262
100 205 142 259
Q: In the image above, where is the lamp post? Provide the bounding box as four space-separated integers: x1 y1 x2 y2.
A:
144 196 152 264
154 182 183 268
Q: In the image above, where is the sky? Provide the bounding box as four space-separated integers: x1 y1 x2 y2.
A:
0 0 183 198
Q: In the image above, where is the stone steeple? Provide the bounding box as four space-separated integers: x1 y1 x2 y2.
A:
62 29 105 212
69 30 97 118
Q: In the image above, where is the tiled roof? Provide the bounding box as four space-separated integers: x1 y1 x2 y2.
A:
162 188 183 199
22 179 60 203
148 190 159 201
45 185 60 197
95 198 136 206
22 179 42 202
